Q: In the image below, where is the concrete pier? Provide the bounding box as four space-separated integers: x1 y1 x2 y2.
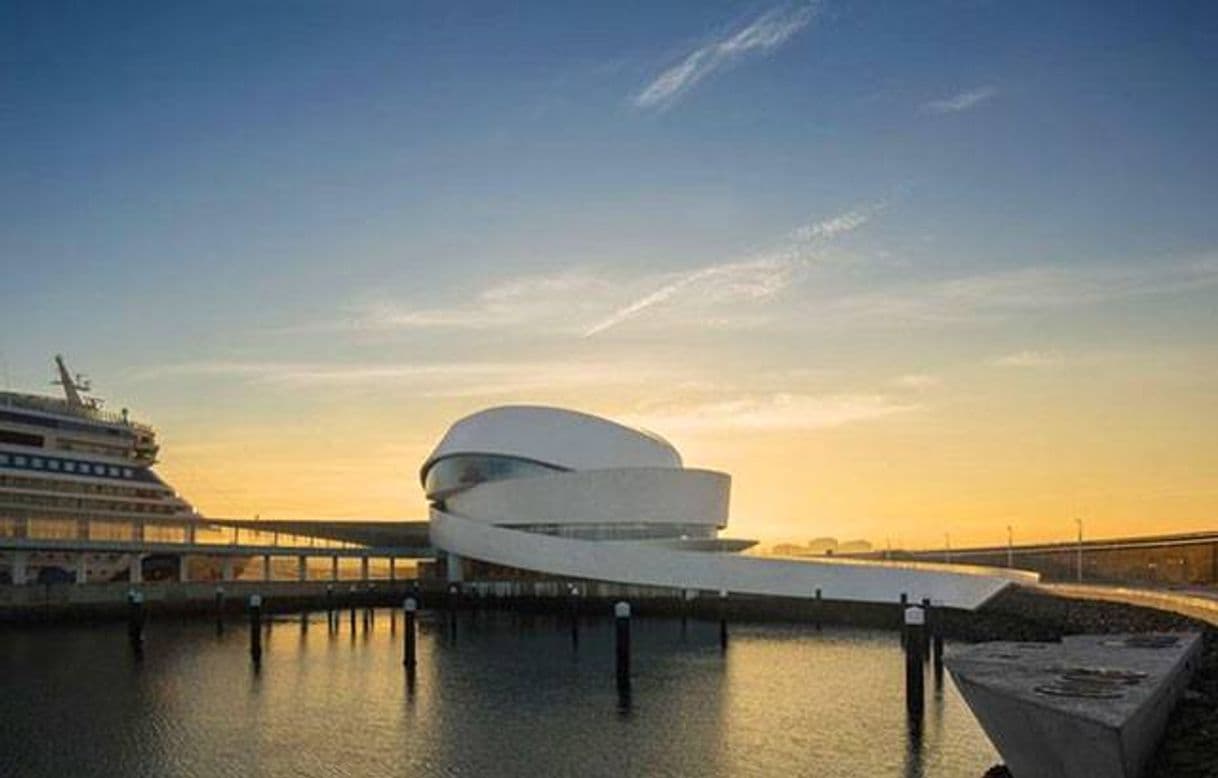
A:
948 632 1202 778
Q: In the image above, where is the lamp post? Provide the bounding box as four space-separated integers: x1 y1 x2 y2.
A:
1006 525 1014 569
1075 518 1084 583
944 533 952 565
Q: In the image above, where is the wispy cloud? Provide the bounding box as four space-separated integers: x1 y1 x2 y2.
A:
921 85 997 114
633 3 817 109
622 392 918 432
989 351 1065 368
584 205 878 337
893 373 942 389
821 255 1218 327
282 271 610 335
136 359 680 399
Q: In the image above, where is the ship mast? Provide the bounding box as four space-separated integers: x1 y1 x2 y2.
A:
53 354 90 408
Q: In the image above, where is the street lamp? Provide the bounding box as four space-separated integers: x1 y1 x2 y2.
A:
1075 518 1084 583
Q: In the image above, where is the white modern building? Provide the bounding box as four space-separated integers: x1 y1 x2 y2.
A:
424 406 1034 610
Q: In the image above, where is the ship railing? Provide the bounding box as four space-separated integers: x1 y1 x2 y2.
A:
0 393 155 432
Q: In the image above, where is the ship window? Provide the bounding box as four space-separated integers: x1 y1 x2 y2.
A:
48 459 60 470
122 468 133 478
64 461 76 472
93 464 105 475
108 467 119 477
31 457 44 468
0 453 8 464
14 456 27 466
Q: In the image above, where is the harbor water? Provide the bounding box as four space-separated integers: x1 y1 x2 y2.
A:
0 610 998 777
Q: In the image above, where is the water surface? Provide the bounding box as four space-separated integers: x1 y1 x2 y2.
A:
1 610 998 777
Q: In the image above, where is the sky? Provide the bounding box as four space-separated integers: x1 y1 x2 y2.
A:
3 0 1217 549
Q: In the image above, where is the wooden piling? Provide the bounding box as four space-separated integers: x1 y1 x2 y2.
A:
718 589 729 652
615 601 631 690
249 594 263 663
403 597 417 669
127 590 145 648
904 605 925 718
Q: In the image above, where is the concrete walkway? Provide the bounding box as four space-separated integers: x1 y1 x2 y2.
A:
1039 582 1218 627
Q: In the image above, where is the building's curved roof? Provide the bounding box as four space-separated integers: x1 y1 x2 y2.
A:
420 405 682 482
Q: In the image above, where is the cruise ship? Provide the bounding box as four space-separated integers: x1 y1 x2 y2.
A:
0 356 201 583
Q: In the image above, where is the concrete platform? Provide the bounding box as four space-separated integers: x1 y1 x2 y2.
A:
947 632 1202 778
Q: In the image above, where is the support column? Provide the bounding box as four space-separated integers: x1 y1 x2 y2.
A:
262 554 272 582
331 555 339 581
298 556 307 582
360 557 369 582
389 557 396 582
222 556 235 582
186 522 197 545
446 552 464 583
129 554 143 584
76 519 89 540
12 552 28 585
180 555 190 583
76 554 88 585
134 522 146 542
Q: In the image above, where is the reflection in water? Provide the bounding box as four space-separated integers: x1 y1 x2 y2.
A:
0 612 997 777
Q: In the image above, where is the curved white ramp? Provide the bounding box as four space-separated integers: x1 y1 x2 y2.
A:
431 507 1033 611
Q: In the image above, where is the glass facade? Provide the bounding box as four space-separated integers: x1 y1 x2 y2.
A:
424 454 565 500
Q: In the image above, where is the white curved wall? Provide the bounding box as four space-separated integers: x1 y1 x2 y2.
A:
444 468 728 529
422 405 682 475
430 508 1033 610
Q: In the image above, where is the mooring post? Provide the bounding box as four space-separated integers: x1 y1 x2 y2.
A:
249 594 263 663
718 589 729 652
615 601 631 690
403 597 417 669
814 588 823 631
447 583 458 641
127 590 145 648
904 605 925 719
920 597 932 664
899 593 909 648
931 599 944 685
569 585 580 648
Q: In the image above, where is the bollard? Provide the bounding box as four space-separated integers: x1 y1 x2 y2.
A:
214 586 225 633
921 598 933 664
615 601 631 690
127 590 145 647
403 597 418 669
569 585 580 648
719 589 729 652
899 593 909 648
249 594 263 663
931 600 944 685
814 588 823 631
904 605 925 718
447 584 458 642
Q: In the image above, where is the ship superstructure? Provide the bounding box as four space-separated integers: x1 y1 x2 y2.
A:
0 356 198 582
